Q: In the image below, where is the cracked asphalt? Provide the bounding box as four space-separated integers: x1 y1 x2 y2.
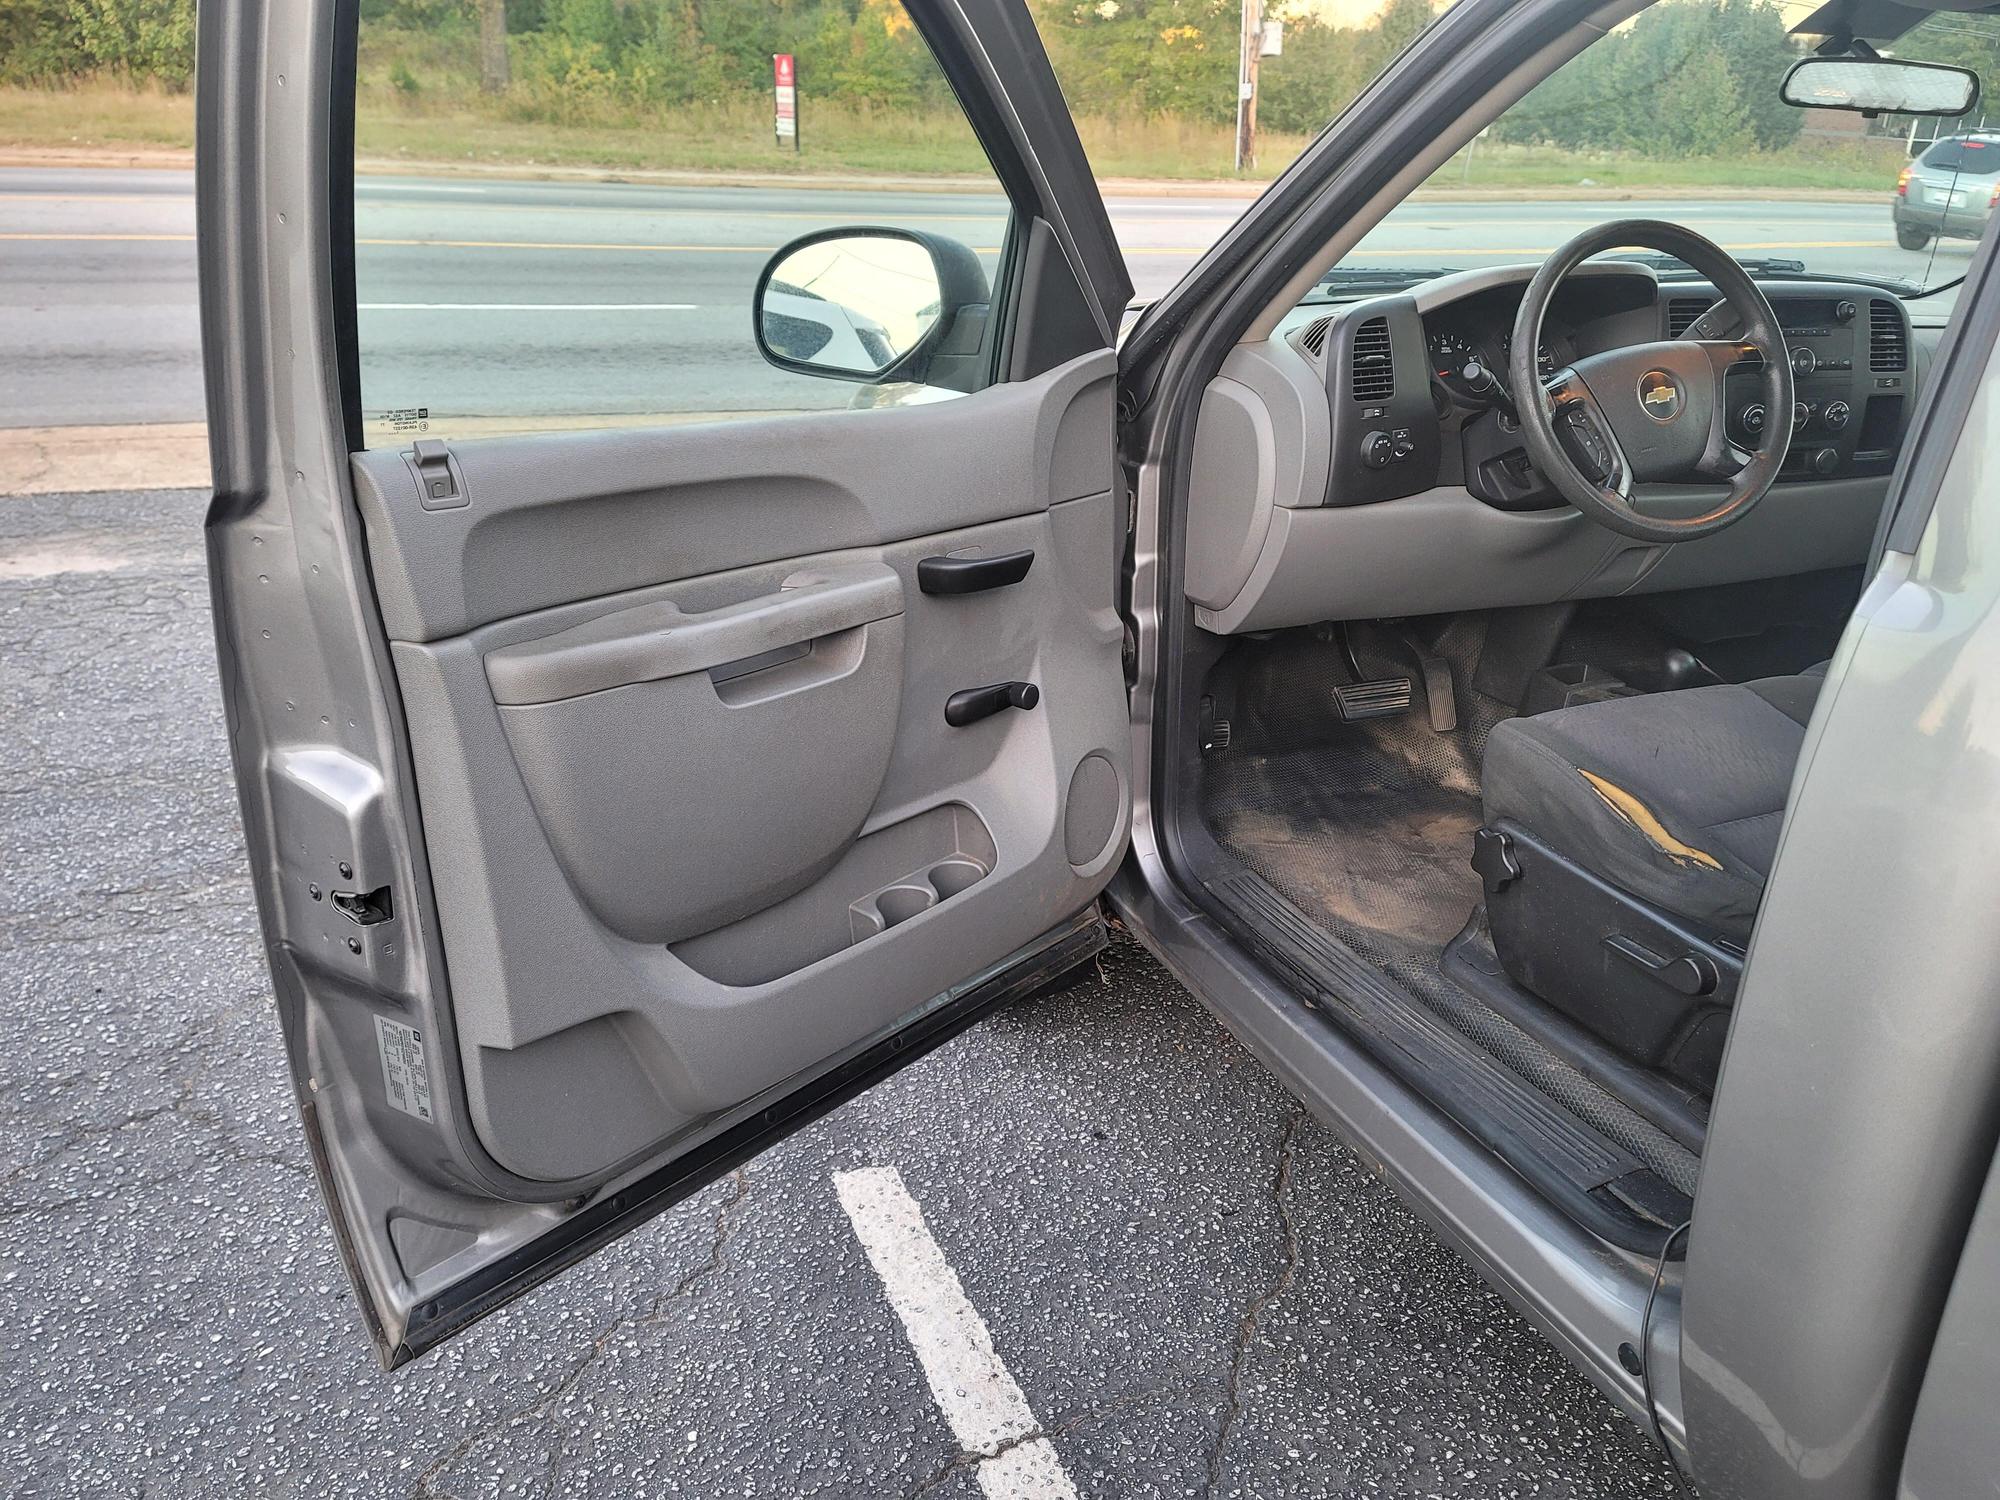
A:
0 487 1681 1498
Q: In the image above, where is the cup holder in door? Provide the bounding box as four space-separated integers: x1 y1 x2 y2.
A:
875 883 937 929
848 855 993 944
928 858 986 900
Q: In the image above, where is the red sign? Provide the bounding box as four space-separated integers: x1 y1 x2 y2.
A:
773 54 798 147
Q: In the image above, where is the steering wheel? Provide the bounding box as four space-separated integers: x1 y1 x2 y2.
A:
1509 219 1794 544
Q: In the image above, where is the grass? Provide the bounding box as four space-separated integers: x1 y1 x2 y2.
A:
0 80 1909 193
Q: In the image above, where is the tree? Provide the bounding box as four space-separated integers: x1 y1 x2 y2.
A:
480 0 510 92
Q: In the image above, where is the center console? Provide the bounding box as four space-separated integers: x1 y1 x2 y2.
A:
1718 290 1912 480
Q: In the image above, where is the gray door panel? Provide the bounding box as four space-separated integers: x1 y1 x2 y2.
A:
350 353 1116 642
362 369 1128 1184
201 0 1132 1364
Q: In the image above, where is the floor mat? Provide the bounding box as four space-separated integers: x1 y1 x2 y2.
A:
1204 742 1485 969
1201 710 1701 1197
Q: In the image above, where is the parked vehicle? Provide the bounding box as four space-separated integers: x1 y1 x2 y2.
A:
197 1 1998 1495
1894 131 2000 248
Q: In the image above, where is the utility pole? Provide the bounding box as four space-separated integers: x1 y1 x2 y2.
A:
1234 0 1261 173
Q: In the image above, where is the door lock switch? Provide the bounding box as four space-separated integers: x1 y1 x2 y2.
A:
406 440 468 510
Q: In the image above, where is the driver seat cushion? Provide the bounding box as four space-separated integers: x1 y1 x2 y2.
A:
1479 664 1825 939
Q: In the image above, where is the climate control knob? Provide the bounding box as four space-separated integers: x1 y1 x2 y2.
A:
1822 399 1852 432
1361 430 1396 470
1739 403 1767 435
1793 400 1813 431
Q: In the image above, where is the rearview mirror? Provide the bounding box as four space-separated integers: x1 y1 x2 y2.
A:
1781 55 1979 118
753 227 989 385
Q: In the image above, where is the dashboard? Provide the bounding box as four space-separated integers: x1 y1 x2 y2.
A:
1183 261 1928 635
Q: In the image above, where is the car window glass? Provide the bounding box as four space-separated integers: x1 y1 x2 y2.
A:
349 0 1011 447
1290 3 2000 324
1028 0 1465 301
1920 138 2000 174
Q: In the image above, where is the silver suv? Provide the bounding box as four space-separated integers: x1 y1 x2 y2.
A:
1894 131 2000 248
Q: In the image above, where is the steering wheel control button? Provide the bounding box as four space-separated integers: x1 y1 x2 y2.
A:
1637 369 1683 423
1822 400 1852 432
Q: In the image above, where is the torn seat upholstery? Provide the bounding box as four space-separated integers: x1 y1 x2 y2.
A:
1479 665 1826 941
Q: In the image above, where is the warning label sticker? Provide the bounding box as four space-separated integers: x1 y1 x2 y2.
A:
374 1014 434 1123
381 406 431 435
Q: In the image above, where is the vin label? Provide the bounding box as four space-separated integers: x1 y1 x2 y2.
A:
374 1014 435 1123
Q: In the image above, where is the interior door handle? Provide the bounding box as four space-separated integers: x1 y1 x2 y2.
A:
945 680 1040 727
918 549 1034 596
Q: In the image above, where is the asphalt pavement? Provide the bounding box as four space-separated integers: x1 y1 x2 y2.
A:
2 166 1977 429
0 485 1684 1495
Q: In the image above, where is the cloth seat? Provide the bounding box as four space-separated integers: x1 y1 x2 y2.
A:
1479 665 1826 939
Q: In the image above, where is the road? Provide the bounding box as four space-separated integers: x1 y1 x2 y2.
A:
1 165 1977 430
0 486 1686 1496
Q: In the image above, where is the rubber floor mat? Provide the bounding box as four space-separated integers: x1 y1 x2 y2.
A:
1201 722 1701 1196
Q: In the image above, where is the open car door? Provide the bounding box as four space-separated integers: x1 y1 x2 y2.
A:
199 0 1133 1366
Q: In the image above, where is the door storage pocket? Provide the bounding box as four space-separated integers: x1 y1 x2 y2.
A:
673 804 998 986
493 608 904 944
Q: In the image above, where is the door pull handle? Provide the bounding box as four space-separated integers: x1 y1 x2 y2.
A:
945 680 1039 727
918 549 1034 595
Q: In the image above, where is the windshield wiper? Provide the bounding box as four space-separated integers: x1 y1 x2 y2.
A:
1298 266 1464 302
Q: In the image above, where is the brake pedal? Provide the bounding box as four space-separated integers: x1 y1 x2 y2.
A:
1334 677 1414 721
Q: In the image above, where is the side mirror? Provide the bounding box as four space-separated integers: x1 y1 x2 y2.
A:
1780 55 1980 119
753 227 990 385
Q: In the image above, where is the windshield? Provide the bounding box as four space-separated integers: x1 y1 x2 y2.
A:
1305 3 2000 319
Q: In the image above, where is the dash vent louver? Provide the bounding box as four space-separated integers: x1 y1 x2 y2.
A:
1869 300 1908 373
1666 298 1709 338
1296 316 1334 358
1350 317 1395 401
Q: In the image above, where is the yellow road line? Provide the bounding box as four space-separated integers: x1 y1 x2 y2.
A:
0 231 1893 256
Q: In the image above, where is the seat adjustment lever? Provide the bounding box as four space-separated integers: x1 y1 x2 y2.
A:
1602 934 1718 997
945 680 1039 727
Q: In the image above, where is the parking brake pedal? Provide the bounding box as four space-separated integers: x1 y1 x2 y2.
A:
1334 677 1414 721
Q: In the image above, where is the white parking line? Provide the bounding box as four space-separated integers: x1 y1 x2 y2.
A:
834 1166 1078 1499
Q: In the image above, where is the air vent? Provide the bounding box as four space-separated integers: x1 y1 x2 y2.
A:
1350 316 1395 401
1667 298 1709 338
1295 316 1333 358
1869 300 1908 373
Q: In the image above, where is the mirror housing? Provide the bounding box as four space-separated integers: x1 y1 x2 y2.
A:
1781 55 1979 118
753 227 991 387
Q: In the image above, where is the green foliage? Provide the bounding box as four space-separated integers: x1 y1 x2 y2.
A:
1493 0 1798 158
0 0 195 87
16 0 1981 181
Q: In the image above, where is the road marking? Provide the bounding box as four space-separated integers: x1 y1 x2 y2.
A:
0 193 195 203
357 301 697 311
0 231 1902 258
0 232 193 242
361 183 489 194
834 1166 1077 1499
